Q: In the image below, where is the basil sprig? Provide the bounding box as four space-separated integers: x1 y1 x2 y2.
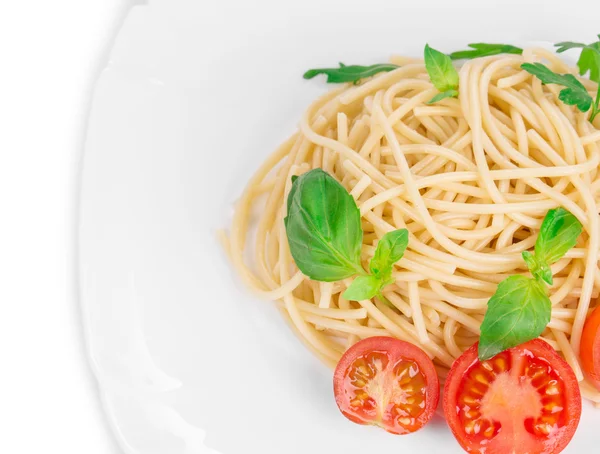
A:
344 229 409 301
303 63 399 84
478 208 582 360
285 169 408 300
424 44 459 104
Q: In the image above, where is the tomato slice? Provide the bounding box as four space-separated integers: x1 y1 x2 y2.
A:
443 339 581 454
581 303 600 390
333 336 439 434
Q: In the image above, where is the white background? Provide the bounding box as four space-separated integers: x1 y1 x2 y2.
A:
0 1 132 452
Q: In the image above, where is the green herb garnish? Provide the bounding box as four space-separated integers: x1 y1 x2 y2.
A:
555 41 589 53
521 63 595 116
554 37 600 122
285 169 364 281
478 208 582 360
285 169 408 300
555 36 600 82
424 44 459 104
522 37 600 122
449 43 523 60
344 229 409 301
303 63 399 84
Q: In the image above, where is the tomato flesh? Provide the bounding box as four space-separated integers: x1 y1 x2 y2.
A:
334 336 439 434
581 303 600 390
444 340 581 454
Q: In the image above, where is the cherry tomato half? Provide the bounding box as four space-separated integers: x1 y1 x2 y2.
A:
443 339 581 454
581 303 600 390
333 336 439 435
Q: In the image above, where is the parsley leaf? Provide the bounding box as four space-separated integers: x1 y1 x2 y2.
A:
449 43 523 60
424 44 459 104
554 37 600 121
578 44 600 83
303 63 399 84
521 63 593 112
555 38 600 82
555 41 587 53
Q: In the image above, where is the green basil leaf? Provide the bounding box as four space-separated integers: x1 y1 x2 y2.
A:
424 44 459 93
287 175 300 215
427 89 459 105
343 275 382 301
285 168 364 281
521 63 593 112
449 43 523 60
369 229 409 281
535 207 583 266
522 250 553 286
303 63 399 84
478 276 551 361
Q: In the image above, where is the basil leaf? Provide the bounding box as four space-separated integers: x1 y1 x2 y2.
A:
285 168 364 281
535 207 583 266
522 250 553 286
449 43 523 60
521 63 593 112
343 275 382 301
478 276 551 361
424 44 459 94
287 175 300 215
303 63 399 84
427 89 459 105
370 229 409 281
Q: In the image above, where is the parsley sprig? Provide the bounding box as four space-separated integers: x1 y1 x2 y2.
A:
449 43 523 60
521 63 594 113
522 36 600 122
554 36 600 122
303 63 399 84
478 208 582 360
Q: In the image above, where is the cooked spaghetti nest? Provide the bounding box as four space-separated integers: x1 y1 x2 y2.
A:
222 47 600 403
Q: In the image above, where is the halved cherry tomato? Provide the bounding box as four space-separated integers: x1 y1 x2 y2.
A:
581 303 600 390
443 339 581 454
333 336 439 435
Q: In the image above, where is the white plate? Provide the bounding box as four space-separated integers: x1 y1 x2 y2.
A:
79 1 600 452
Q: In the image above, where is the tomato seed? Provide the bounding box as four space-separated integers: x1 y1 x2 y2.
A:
464 408 481 419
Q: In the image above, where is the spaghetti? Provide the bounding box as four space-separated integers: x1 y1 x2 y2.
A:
223 48 600 403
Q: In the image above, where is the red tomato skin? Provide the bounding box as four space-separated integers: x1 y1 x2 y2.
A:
581 304 600 390
443 339 581 454
333 336 439 435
